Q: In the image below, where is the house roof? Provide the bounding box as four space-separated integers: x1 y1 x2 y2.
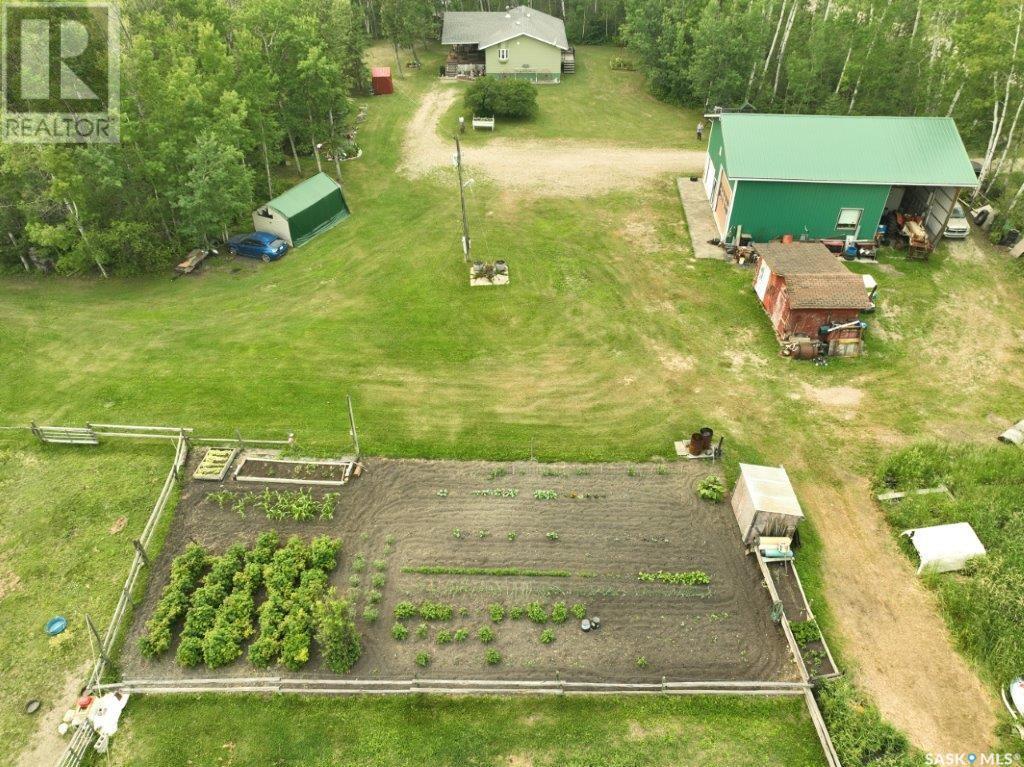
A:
738 464 804 519
266 172 342 218
713 113 978 188
756 242 873 310
441 5 569 50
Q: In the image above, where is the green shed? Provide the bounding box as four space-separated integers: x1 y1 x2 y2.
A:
702 114 978 246
253 172 350 247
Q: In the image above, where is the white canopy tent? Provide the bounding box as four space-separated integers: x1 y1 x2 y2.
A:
901 522 986 574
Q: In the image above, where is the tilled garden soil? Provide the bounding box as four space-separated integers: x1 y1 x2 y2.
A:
124 456 798 683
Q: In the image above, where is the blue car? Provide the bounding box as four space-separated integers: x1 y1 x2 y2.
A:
227 231 289 262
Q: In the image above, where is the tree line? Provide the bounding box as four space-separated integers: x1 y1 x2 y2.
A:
0 0 367 275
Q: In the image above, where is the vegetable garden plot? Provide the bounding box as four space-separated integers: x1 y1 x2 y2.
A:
233 456 355 486
124 457 798 684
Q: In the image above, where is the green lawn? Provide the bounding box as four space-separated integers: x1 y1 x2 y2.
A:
0 438 173 763
108 695 824 767
437 45 702 148
3 39 1024 767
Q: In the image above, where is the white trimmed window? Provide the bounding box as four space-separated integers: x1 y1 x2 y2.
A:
836 208 862 230
498 47 509 62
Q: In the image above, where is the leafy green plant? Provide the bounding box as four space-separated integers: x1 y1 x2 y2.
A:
367 589 382 605
206 491 236 509
507 531 518 541
790 619 821 648
550 602 568 624
415 623 429 639
488 603 505 623
371 573 386 589
546 531 559 541
418 602 453 621
436 488 449 497
316 599 361 673
415 652 430 668
402 565 571 577
697 475 725 502
453 628 469 642
139 543 209 658
509 605 525 620
534 489 557 500
372 558 387 572
539 629 555 644
570 603 586 620
362 605 379 623
472 487 519 498
637 570 710 585
452 528 464 539
627 466 637 477
348 574 360 588
477 626 495 644
351 553 366 573
436 629 453 645
636 656 648 668
527 602 548 624
485 649 502 665
394 601 416 620
487 467 508 479
392 623 409 640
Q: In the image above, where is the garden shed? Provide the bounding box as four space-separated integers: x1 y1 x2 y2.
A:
732 464 804 546
702 113 978 245
753 242 872 356
901 522 986 574
371 67 393 95
252 172 350 247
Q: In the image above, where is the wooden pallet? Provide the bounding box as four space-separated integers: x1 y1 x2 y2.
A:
32 423 99 445
193 447 238 481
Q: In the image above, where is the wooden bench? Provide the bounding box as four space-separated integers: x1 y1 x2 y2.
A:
472 116 495 131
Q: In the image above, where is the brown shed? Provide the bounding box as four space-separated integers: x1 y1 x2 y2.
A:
732 463 805 546
752 242 872 356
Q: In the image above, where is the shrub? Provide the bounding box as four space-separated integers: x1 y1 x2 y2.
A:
394 601 416 620
527 602 548 624
415 652 431 668
468 76 540 119
485 649 502 665
307 536 341 571
477 626 496 644
362 605 379 624
488 603 505 623
316 599 361 673
539 629 555 644
550 602 568 624
697 475 725 502
392 623 409 641
570 603 586 620
436 629 453 645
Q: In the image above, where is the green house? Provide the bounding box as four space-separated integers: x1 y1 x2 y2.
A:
252 172 350 247
441 5 572 83
702 113 978 245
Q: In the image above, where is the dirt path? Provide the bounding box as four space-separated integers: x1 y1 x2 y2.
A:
400 87 707 196
798 470 998 753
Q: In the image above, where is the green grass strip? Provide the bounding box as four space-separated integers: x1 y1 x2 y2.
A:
402 566 572 578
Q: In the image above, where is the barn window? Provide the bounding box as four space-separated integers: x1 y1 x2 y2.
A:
498 48 509 62
836 208 862 230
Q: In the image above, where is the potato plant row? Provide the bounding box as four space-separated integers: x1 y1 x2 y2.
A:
139 532 361 674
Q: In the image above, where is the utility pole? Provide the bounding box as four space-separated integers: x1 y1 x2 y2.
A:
454 135 471 262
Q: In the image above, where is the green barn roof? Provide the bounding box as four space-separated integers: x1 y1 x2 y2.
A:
267 172 342 218
714 114 978 188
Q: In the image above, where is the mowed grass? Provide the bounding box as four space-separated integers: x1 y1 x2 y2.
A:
438 45 702 147
108 695 825 767
0 439 172 763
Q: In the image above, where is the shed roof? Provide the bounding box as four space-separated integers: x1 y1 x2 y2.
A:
902 522 986 574
266 172 341 219
756 242 873 310
713 114 978 188
738 464 804 519
371 67 391 77
441 5 569 50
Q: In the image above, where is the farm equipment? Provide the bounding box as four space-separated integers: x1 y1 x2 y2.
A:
175 247 217 275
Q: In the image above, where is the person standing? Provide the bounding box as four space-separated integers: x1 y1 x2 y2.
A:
696 120 705 141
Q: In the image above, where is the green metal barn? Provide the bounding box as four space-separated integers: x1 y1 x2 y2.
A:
702 114 978 247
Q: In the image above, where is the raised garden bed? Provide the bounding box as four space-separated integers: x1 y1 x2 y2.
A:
234 456 356 487
193 448 238 481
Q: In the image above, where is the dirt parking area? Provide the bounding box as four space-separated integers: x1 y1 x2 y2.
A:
124 455 797 684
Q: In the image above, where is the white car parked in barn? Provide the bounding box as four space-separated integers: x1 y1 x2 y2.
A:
944 203 971 239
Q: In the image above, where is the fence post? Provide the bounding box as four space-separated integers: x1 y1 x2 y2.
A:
85 614 110 666
133 539 150 567
30 420 41 441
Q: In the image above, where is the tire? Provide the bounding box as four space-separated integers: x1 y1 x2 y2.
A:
261 254 271 263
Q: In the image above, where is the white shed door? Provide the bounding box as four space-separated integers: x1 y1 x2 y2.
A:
702 155 716 200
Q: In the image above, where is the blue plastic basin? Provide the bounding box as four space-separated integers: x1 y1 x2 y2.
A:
45 616 67 636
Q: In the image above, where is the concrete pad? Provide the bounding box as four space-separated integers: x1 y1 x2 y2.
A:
677 177 726 261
